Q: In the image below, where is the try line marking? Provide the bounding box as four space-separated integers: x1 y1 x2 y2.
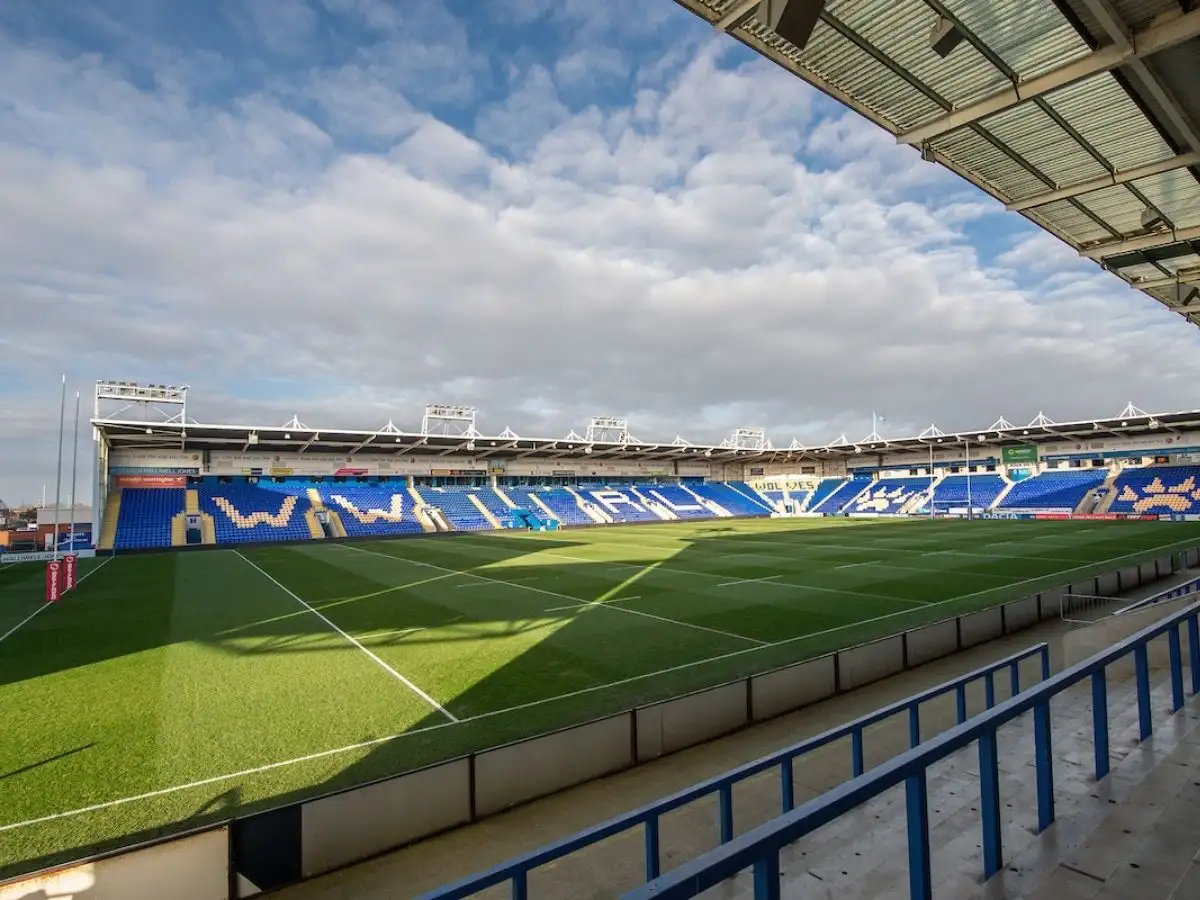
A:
3 535 1196 836
0 556 114 647
234 551 457 723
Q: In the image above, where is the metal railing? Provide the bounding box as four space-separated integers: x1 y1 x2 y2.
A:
622 600 1200 900
1115 573 1200 617
418 643 1051 900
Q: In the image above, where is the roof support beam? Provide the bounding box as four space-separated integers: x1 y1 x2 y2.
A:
715 0 760 31
1129 270 1200 290
897 7 1200 146
1077 0 1200 156
1081 223 1200 259
1007 152 1200 211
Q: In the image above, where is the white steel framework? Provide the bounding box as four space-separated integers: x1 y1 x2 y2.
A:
94 380 189 425
420 405 479 438
586 416 631 444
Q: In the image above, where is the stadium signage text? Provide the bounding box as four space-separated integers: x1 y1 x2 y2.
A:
0 550 97 565
1000 446 1039 464
115 474 187 488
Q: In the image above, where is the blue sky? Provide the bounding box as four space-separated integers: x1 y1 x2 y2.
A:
2 0 1200 504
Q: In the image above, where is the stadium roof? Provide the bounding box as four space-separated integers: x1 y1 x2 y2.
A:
94 406 1200 463
673 0 1200 328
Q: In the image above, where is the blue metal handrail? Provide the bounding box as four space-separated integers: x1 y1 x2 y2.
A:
1115 572 1200 617
623 600 1200 900
418 642 1051 900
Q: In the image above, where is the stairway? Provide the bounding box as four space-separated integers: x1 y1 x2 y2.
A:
682 484 730 517
631 487 675 520
97 488 122 550
704 673 1200 900
493 486 516 510
468 494 503 529
565 487 610 523
1093 470 1122 515
991 475 1017 510
526 492 562 524
406 487 438 533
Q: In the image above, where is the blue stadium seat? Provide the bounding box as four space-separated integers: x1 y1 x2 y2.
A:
640 485 716 520
581 487 663 523
689 482 773 517
200 482 313 544
996 469 1106 512
417 487 495 531
916 474 1007 513
1107 465 1200 516
809 477 870 513
313 484 426 537
845 477 933 514
509 487 594 525
113 488 185 549
805 478 846 512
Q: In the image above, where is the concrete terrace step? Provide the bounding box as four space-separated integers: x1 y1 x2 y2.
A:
700 674 1200 900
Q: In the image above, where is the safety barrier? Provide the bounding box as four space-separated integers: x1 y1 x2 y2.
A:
621 600 1200 900
1115 572 1200 617
418 643 1050 900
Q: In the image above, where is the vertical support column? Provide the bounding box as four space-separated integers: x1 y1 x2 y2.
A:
852 727 865 777
909 704 921 748
978 729 1003 879
753 850 782 900
1188 614 1200 696
1034 699 1055 832
1009 661 1021 698
985 671 996 708
906 771 933 900
1135 645 1153 741
1168 625 1185 713
719 784 734 844
956 684 967 724
644 817 660 881
780 760 795 813
1092 669 1110 781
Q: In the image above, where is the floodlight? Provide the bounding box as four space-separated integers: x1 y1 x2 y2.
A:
1140 207 1168 231
760 0 826 51
929 17 964 58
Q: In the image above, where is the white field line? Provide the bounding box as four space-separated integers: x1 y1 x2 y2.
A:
0 557 114 646
543 596 641 613
718 575 781 588
5 535 1198 836
337 544 768 648
234 551 457 723
441 537 919 606
846 562 1019 582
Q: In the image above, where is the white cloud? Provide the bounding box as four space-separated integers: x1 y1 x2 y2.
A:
1 2 1199 504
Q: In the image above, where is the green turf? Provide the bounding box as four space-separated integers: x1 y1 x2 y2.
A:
1 517 1199 877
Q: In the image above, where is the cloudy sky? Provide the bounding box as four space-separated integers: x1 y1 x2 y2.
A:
2 0 1200 505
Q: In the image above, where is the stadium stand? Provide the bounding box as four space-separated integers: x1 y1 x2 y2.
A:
761 488 786 511
317 485 425 537
996 469 1107 512
416 486 494 531
510 487 595 526
924 473 1008 512
809 476 868 513
844 476 932 514
690 482 773 516
805 477 846 512
112 487 184 549
643 484 715 519
582 487 664 523
1108 465 1200 515
199 482 313 544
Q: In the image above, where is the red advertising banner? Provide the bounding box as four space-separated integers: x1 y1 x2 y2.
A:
64 554 77 591
114 474 187 488
46 561 62 602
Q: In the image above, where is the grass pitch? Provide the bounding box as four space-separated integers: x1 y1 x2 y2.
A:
2 516 1200 877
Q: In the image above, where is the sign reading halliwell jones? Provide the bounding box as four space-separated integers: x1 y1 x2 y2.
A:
1001 445 1039 464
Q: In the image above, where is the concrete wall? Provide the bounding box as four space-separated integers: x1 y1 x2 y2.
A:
838 635 905 691
300 759 470 878
750 655 837 722
0 827 228 900
960 607 1004 649
636 682 746 762
1005 596 1040 633
476 715 633 816
905 619 959 668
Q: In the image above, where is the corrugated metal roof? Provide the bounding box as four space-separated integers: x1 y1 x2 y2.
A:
671 0 1200 329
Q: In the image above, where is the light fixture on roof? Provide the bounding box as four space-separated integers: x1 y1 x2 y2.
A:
929 16 964 58
1140 207 1169 231
759 0 826 51
1149 419 1160 428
